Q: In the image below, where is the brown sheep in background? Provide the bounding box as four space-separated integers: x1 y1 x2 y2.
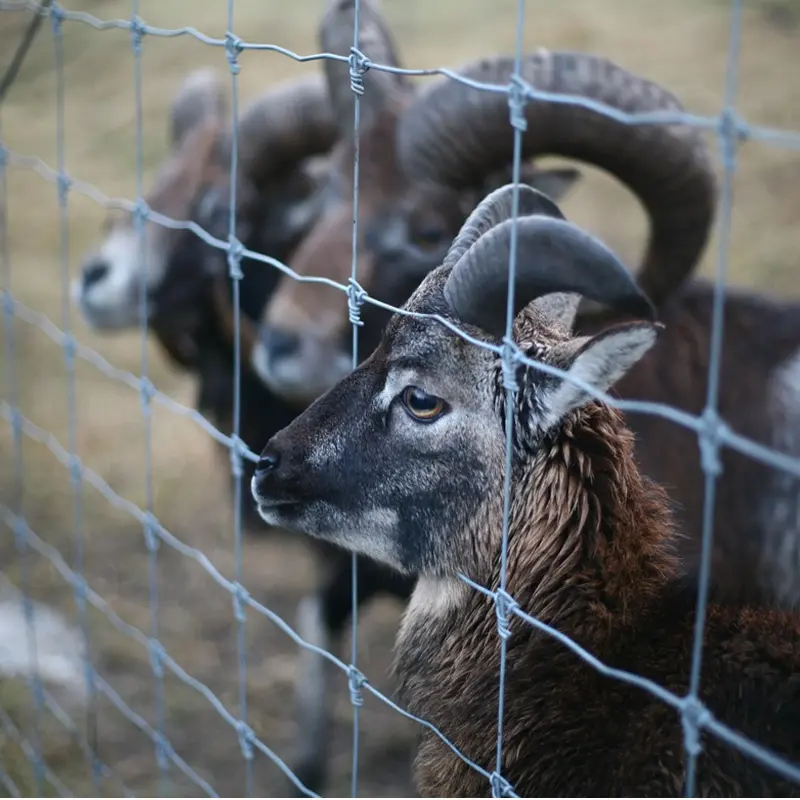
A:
73 66 338 377
251 184 800 797
249 0 588 404
72 66 341 533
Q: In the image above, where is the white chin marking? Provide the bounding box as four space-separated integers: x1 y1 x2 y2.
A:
255 503 281 528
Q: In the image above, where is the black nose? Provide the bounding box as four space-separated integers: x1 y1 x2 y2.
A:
265 328 301 361
82 259 110 289
255 447 281 479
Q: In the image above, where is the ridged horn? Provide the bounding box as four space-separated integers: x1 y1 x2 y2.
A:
319 0 411 137
443 184 655 340
233 73 340 188
442 181 565 271
398 50 717 310
170 68 229 148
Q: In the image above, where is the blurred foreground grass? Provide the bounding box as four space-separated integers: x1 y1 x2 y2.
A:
0 0 799 795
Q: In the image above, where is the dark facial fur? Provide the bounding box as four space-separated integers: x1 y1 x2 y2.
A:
251 263 650 577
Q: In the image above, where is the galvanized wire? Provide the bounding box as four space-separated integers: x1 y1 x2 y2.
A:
347 1 365 795
0 21 46 795
488 0 529 793
683 0 744 794
128 1 171 792
49 7 103 791
0 0 800 796
221 2 255 793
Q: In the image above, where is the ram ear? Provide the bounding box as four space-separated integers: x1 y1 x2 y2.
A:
539 321 662 428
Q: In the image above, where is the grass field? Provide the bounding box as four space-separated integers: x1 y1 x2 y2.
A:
1 0 799 796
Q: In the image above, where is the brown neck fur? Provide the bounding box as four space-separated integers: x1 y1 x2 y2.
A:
489 401 678 631
395 402 683 795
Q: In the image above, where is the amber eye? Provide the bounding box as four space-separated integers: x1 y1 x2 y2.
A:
400 386 446 422
411 226 446 250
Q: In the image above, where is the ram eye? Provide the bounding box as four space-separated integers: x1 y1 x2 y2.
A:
411 226 446 249
400 386 446 422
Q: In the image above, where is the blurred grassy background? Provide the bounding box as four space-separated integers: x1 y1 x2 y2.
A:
1 0 799 796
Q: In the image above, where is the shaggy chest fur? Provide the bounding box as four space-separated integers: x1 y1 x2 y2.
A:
394 405 800 797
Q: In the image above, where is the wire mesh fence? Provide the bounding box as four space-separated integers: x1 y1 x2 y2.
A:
1 0 800 796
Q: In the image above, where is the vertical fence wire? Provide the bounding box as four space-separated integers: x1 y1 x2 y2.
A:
683 0 744 793
492 0 529 794
130 2 170 792
0 34 45 793
223 1 255 794
346 1 364 795
50 5 102 791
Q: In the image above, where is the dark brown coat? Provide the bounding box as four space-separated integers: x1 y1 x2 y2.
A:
397 404 800 797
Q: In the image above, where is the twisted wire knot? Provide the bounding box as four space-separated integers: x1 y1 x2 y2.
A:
229 435 245 480
62 332 76 367
227 237 244 281
132 199 148 228
507 75 529 134
9 407 22 440
698 407 726 478
236 720 255 760
130 17 146 55
232 582 249 624
139 377 155 409
72 573 87 607
717 107 746 175
347 277 366 327
490 771 514 798
152 731 171 770
718 107 751 144
148 638 165 679
680 695 712 758
56 172 71 205
12 513 26 548
49 2 65 33
348 665 365 707
143 512 160 553
500 337 521 394
348 47 370 95
225 33 243 75
67 453 81 491
494 588 518 642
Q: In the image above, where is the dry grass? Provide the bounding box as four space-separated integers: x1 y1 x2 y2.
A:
0 0 799 796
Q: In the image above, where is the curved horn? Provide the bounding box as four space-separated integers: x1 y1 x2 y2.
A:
443 185 655 340
234 73 340 188
442 182 565 272
397 50 716 310
319 0 411 136
170 68 229 148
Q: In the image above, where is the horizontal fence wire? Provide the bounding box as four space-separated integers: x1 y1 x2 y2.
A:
0 0 799 796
